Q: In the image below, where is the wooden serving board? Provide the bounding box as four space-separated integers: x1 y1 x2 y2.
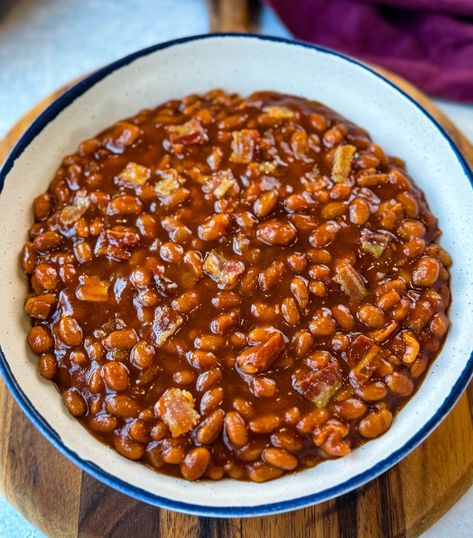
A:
1 63 473 538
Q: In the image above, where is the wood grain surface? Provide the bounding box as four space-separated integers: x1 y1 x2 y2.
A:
1 44 473 538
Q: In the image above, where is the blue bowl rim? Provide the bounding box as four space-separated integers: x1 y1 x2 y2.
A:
0 32 472 518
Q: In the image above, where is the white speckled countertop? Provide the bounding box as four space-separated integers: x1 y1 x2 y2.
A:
0 1 472 536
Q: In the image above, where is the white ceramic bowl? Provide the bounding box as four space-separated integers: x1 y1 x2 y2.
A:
0 34 472 517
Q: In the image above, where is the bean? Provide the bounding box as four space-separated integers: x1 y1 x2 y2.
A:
270 430 304 453
39 352 57 379
21 242 37 273
172 290 199 314
359 408 393 438
291 276 309 309
89 414 118 433
103 361 130 391
254 191 278 218
355 381 387 401
198 214 231 241
196 367 222 392
106 395 140 418
292 330 314 358
336 398 367 420
28 326 53 353
263 448 298 470
194 334 225 352
357 304 385 328
181 447 211 480
34 263 59 290
196 409 225 444
58 316 83 346
103 329 138 350
129 419 152 443
200 387 224 415
309 308 336 336
63 388 87 416
281 297 300 325
160 242 184 264
256 219 297 246
246 462 283 482
173 370 195 385
232 397 254 419
224 411 248 447
161 438 185 464
412 257 440 287
130 340 155 369
33 231 62 252
114 434 145 461
386 372 414 396
188 350 218 370
24 293 57 320
249 414 281 434
332 304 354 330
150 421 169 441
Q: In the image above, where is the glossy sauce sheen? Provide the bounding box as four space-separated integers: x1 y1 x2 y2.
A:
22 90 451 482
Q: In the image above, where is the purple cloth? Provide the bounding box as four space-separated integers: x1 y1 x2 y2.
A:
266 0 473 102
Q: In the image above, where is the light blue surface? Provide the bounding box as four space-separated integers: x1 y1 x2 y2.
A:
0 0 288 534
1 0 471 534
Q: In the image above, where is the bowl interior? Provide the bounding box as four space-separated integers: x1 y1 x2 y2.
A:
0 35 472 516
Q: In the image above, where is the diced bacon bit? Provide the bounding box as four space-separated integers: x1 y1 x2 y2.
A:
368 320 399 343
292 363 342 408
348 335 382 386
259 161 279 174
155 388 200 437
360 228 392 258
291 129 309 159
95 227 140 261
263 105 295 120
203 169 240 199
117 161 151 187
155 168 185 197
230 129 260 164
58 193 89 227
236 332 285 374
103 121 142 152
167 118 208 145
207 147 223 172
203 250 245 289
334 260 367 302
76 275 110 302
332 144 357 183
152 304 183 347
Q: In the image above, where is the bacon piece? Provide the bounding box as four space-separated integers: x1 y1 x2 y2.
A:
58 192 89 227
360 228 392 258
203 169 239 199
94 227 140 261
334 260 367 302
368 320 399 343
237 332 285 374
230 129 260 164
155 168 185 197
203 250 245 289
348 335 382 386
167 118 208 145
103 121 142 152
332 144 356 183
152 305 183 347
292 363 342 408
76 275 110 302
117 161 151 187
156 388 200 437
263 105 295 120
